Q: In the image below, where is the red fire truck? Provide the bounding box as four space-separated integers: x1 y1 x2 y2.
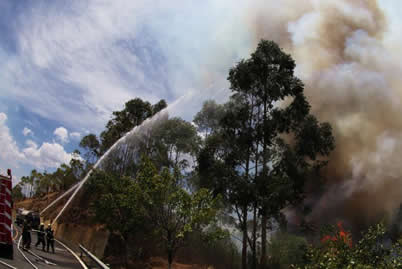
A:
0 169 13 259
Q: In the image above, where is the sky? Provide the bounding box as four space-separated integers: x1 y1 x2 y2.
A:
0 0 401 187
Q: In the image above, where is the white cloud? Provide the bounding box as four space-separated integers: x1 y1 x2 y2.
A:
0 113 25 166
0 0 252 131
70 132 81 140
22 127 33 136
0 112 79 171
54 127 69 143
23 140 77 169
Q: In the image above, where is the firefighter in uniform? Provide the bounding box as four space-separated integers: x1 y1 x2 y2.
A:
35 223 46 251
46 224 55 253
22 220 32 250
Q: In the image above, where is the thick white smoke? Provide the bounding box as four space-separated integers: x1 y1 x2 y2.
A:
246 0 402 225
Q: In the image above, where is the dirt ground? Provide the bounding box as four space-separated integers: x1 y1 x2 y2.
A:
15 192 60 212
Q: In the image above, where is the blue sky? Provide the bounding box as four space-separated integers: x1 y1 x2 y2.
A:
0 0 248 182
0 0 401 186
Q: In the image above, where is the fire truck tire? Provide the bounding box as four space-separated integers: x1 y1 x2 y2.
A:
0 244 13 259
6 244 13 260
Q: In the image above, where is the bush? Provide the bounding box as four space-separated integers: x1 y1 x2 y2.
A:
296 222 402 269
267 232 308 268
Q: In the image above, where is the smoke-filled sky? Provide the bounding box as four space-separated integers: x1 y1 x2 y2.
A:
0 0 401 224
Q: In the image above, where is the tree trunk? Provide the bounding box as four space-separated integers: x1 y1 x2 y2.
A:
242 204 248 269
252 203 257 269
260 208 267 268
167 230 174 269
253 146 259 269
118 234 129 269
260 98 268 269
168 250 173 269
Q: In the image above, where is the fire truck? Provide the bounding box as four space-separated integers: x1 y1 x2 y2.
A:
0 169 13 259
16 208 40 229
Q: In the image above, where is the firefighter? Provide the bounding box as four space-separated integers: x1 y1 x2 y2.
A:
46 224 55 253
22 220 32 250
35 223 46 251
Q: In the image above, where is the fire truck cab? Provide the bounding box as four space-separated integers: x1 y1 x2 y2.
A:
0 169 13 259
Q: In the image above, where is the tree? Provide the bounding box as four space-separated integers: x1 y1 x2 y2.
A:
35 171 52 196
52 164 76 191
229 40 335 269
88 170 143 267
267 232 308 268
69 157 85 179
152 117 201 171
79 134 101 163
20 176 30 198
12 183 25 201
196 99 252 268
299 222 402 269
136 157 222 269
23 169 41 197
99 98 167 154
193 100 225 138
151 99 168 115
198 40 334 269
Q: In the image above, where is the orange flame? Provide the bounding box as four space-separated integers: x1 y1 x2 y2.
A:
321 221 352 247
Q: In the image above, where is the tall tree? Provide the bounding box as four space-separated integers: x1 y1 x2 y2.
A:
136 157 222 269
79 134 101 163
198 95 258 269
152 117 200 170
99 98 167 154
12 183 25 201
193 100 225 138
20 176 32 198
88 170 142 267
227 40 334 268
198 40 334 269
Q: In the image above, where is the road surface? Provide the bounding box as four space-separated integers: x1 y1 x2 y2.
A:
0 227 84 269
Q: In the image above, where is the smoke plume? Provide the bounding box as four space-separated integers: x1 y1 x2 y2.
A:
247 0 402 227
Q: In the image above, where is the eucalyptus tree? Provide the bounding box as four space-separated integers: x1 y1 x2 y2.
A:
193 100 225 138
99 98 167 154
198 39 335 269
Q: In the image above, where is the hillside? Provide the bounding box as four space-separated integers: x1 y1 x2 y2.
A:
14 194 217 269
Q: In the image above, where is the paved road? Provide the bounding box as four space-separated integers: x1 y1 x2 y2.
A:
0 228 84 269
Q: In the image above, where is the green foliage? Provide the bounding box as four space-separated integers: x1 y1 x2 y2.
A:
79 134 101 163
88 170 142 240
99 98 166 154
152 117 200 170
12 183 25 201
268 232 308 269
197 39 335 269
193 100 225 138
179 229 240 269
297 223 402 269
20 174 34 197
88 157 222 268
20 157 85 198
136 157 222 267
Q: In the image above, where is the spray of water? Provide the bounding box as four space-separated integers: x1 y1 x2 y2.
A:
45 85 227 224
50 110 169 224
40 182 79 215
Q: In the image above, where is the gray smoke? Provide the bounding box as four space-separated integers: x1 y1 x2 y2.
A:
248 0 402 226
